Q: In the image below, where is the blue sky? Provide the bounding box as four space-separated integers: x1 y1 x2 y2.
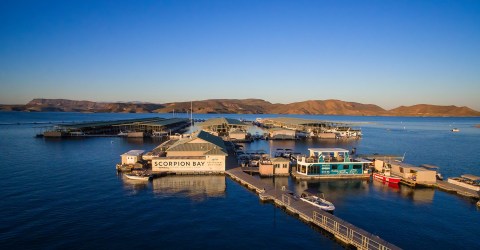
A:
1 0 479 110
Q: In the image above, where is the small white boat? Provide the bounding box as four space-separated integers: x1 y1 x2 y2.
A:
118 131 128 136
451 128 460 132
300 192 335 212
124 172 151 181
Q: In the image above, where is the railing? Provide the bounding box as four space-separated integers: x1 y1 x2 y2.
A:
313 211 392 250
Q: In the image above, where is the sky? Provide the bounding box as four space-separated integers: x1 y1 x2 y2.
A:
1 0 479 110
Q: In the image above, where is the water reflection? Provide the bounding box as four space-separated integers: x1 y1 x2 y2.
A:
152 175 226 201
119 174 149 194
399 186 435 204
292 179 370 201
371 179 400 191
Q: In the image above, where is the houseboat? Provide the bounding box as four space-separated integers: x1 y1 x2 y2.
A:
295 148 371 179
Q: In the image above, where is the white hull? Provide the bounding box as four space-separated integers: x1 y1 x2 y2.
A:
124 173 151 181
300 197 335 212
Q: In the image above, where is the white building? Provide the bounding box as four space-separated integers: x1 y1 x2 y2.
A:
152 130 227 173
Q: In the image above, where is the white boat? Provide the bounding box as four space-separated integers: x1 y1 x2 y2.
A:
300 192 335 212
451 128 460 132
118 131 128 136
124 172 151 181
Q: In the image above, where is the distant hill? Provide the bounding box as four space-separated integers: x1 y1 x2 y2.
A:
1 98 479 117
269 99 388 116
389 104 480 117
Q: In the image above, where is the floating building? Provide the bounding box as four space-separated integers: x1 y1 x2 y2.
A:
257 117 361 139
43 117 190 137
151 130 228 173
259 157 291 176
294 148 371 179
196 117 250 141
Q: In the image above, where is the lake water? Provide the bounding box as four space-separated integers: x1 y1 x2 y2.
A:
0 112 479 249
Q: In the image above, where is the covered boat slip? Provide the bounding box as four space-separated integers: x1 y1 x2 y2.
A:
295 148 371 179
43 117 190 137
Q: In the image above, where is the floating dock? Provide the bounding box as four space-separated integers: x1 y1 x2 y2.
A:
226 167 400 250
42 117 190 137
436 180 480 199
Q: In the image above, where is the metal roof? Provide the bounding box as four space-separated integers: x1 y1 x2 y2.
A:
139 118 190 127
58 117 162 129
262 117 346 126
197 117 247 127
121 150 145 156
166 130 227 155
308 148 349 153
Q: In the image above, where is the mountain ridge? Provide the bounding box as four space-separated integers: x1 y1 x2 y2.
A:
0 98 479 117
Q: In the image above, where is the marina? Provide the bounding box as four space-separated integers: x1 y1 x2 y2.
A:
40 117 191 138
3 112 480 249
226 167 400 250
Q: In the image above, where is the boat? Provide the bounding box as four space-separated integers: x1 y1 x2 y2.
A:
373 162 401 184
295 148 371 178
373 172 401 184
300 192 335 212
124 171 152 181
451 128 460 132
117 131 128 136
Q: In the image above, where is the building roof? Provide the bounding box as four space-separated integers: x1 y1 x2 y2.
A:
139 118 190 127
272 157 290 163
269 127 295 132
122 150 145 156
308 148 349 153
389 161 435 172
261 117 347 126
197 117 247 127
165 130 227 155
59 117 162 129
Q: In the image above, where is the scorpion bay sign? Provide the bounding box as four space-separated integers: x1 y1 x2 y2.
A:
152 157 225 172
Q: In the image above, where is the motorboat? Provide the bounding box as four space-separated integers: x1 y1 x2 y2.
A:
124 171 152 181
373 172 401 184
300 192 335 212
451 128 460 132
373 162 401 184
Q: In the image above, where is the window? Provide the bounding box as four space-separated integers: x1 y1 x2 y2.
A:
332 165 338 170
353 165 361 169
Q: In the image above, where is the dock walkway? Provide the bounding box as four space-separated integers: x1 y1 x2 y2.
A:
436 180 480 199
226 167 400 250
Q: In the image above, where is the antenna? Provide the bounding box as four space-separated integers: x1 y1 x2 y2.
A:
190 101 193 127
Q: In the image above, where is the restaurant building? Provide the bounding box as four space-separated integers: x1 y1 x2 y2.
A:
151 130 227 173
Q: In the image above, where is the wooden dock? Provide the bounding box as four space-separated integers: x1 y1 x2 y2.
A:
226 167 400 250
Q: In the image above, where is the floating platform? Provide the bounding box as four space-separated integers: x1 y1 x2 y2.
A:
436 180 480 199
226 167 400 250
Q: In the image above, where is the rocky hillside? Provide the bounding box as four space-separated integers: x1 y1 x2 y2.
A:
153 99 276 114
269 99 388 116
21 99 165 113
1 98 479 117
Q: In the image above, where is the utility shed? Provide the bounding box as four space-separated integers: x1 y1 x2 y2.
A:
258 158 290 176
121 150 145 164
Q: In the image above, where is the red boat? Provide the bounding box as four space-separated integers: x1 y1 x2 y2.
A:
373 172 401 184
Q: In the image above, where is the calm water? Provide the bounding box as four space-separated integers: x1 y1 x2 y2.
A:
0 112 479 249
